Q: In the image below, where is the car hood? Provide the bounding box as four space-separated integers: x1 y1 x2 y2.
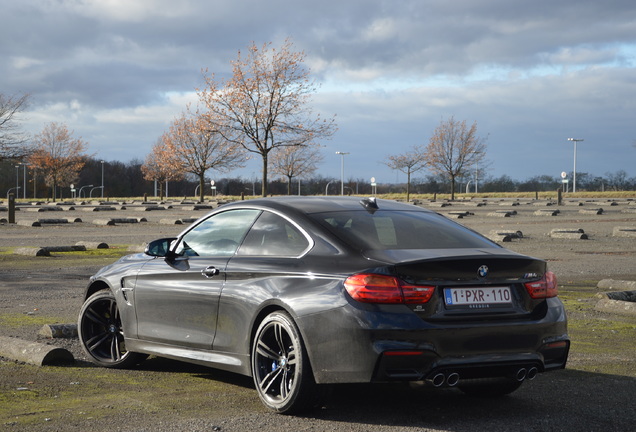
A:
92 252 153 278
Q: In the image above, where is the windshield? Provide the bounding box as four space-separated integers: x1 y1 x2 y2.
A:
309 210 497 250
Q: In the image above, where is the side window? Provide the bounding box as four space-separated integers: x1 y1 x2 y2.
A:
176 209 261 257
237 211 310 257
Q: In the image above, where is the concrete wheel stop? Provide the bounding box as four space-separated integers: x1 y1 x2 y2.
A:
595 279 636 316
0 336 74 366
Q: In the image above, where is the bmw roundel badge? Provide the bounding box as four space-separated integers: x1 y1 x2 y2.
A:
478 265 489 278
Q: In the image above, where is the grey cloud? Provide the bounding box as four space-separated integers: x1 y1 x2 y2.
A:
1 0 635 180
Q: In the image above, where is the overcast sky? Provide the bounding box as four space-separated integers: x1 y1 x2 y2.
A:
2 0 635 185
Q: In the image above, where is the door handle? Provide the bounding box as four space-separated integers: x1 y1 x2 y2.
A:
201 266 220 278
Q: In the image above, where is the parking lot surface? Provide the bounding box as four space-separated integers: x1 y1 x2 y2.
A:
1 197 635 431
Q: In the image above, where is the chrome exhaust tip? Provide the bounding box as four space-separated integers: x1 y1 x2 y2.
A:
527 367 538 380
446 372 460 387
429 373 446 387
515 368 528 382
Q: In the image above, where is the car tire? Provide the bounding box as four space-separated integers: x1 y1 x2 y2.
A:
251 311 316 414
457 377 524 397
78 290 147 369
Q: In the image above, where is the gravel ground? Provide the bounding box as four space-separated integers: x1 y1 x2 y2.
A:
1 197 635 432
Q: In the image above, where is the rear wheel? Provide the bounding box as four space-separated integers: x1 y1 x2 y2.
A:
251 311 316 414
458 377 524 397
78 290 147 368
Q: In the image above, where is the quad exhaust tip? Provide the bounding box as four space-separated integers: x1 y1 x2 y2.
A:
430 373 446 387
446 372 460 386
515 366 539 382
428 372 460 387
428 366 539 387
515 368 528 382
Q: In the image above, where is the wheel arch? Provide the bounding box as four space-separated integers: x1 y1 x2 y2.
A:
249 304 291 356
248 304 317 380
84 279 112 300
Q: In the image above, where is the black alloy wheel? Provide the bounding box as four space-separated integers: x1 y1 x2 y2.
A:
78 290 146 368
252 311 316 413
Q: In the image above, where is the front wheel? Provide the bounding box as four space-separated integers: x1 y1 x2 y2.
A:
251 311 316 414
78 290 147 368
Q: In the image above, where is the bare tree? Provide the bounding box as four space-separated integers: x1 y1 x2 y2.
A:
605 169 630 191
164 111 246 202
270 144 324 195
384 145 427 202
27 122 90 201
0 93 30 161
425 117 487 200
141 135 184 200
197 39 336 196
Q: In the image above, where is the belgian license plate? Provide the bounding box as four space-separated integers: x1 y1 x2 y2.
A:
444 286 512 307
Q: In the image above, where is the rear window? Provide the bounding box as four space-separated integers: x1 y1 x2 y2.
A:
310 210 496 250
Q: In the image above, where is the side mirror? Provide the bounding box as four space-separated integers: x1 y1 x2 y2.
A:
145 238 177 257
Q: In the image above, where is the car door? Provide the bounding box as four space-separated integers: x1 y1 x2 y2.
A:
132 209 261 350
212 210 315 353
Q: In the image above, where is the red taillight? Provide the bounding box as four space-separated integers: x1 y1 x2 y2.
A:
545 341 568 349
524 271 558 299
344 274 402 303
401 283 436 303
344 273 435 304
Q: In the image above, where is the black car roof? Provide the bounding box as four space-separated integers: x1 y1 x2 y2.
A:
222 196 434 215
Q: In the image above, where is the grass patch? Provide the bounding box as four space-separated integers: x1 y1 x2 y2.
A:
562 282 636 377
0 246 133 270
367 191 636 201
0 313 71 329
0 360 260 428
55 247 132 258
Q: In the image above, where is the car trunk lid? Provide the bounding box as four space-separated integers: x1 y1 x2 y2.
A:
362 248 549 320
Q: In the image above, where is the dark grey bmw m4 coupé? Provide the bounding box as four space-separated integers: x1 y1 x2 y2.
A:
78 196 569 413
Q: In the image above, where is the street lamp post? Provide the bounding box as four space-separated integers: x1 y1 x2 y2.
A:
17 163 27 199
325 181 333 196
567 138 584 193
335 151 349 196
15 165 21 198
471 150 482 194
79 184 94 198
100 160 105 198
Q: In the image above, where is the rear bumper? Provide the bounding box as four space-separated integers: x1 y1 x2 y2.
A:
299 298 569 384
373 337 570 382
